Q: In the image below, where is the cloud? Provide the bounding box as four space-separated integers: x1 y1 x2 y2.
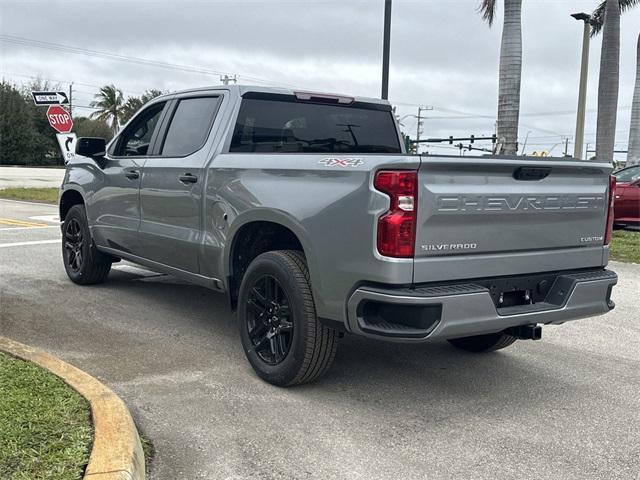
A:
1 0 638 157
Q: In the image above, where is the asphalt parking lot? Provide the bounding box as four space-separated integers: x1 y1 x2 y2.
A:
1 198 639 480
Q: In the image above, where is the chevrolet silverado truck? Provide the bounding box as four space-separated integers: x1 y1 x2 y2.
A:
60 85 618 386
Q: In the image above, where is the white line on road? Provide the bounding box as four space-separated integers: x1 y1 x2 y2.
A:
0 226 59 231
29 215 61 223
0 239 59 248
0 198 59 208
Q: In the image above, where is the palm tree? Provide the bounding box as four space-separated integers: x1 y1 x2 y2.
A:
594 0 620 162
589 0 637 162
120 96 144 125
90 85 124 135
479 0 523 155
629 33 640 165
120 89 164 124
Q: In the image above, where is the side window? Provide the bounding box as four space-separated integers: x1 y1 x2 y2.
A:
616 166 640 182
160 97 220 157
116 102 165 156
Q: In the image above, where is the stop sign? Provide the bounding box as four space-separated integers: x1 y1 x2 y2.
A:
46 105 73 133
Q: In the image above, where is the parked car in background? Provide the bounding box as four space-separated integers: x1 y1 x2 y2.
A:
613 165 640 227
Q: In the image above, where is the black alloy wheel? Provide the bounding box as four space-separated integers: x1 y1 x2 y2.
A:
246 275 294 365
64 217 84 273
61 204 111 285
237 250 339 386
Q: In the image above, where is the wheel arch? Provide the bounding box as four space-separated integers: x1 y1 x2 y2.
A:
59 188 86 222
225 211 318 309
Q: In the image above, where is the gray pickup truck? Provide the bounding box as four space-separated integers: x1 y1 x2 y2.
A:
60 85 618 386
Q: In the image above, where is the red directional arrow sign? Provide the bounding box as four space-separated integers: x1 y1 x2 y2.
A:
46 105 73 133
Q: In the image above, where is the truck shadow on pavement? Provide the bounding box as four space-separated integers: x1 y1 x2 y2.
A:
3 266 586 418
100 269 580 407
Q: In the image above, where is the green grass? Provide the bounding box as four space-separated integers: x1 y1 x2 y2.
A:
0 352 92 480
139 434 155 475
0 187 59 204
610 229 640 264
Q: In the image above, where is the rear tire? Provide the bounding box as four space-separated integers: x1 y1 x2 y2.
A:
238 250 339 386
62 204 111 285
448 332 517 353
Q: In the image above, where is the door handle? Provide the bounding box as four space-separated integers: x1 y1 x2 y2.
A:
179 173 198 184
124 169 140 180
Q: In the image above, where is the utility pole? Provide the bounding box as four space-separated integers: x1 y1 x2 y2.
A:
571 12 592 159
520 130 532 155
415 107 424 145
414 106 433 153
220 74 238 85
68 82 73 117
381 0 392 99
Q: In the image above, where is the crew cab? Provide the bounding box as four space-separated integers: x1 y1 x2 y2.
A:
59 85 618 386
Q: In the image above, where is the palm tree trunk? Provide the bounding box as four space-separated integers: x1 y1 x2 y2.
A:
595 0 621 162
496 0 522 155
111 107 119 136
628 32 640 165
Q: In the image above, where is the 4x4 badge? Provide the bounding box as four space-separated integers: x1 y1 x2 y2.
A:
319 157 364 167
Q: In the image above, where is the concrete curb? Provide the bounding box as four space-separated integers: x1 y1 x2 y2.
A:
0 337 145 480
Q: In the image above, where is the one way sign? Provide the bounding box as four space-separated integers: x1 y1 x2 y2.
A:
56 133 77 164
32 91 69 105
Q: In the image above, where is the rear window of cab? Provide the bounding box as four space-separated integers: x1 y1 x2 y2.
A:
230 94 401 154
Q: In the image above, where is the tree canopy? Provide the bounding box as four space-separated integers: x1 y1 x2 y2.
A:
0 81 57 166
120 89 165 124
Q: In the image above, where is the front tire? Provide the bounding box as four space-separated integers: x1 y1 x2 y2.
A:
238 250 339 386
62 204 111 285
448 332 517 353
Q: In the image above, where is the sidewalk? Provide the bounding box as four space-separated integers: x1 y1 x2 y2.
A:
0 166 65 189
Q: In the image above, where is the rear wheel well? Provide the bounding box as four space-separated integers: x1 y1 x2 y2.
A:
59 190 85 221
229 221 304 309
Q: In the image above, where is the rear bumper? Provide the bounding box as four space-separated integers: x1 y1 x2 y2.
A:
346 269 617 343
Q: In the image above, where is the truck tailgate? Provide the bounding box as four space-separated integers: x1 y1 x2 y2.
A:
413 156 613 282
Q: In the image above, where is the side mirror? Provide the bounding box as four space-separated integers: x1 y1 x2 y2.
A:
631 178 640 187
76 137 106 158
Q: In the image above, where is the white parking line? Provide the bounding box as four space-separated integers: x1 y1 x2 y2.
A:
0 239 59 248
0 226 59 232
29 215 61 224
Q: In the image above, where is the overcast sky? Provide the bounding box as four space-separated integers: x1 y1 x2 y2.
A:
1 0 639 158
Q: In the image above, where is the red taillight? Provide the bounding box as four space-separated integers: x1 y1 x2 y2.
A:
605 175 616 245
374 170 418 258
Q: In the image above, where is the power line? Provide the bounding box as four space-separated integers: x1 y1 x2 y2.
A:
0 70 146 96
2 36 603 133
0 35 299 89
2 37 626 145
424 105 631 120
